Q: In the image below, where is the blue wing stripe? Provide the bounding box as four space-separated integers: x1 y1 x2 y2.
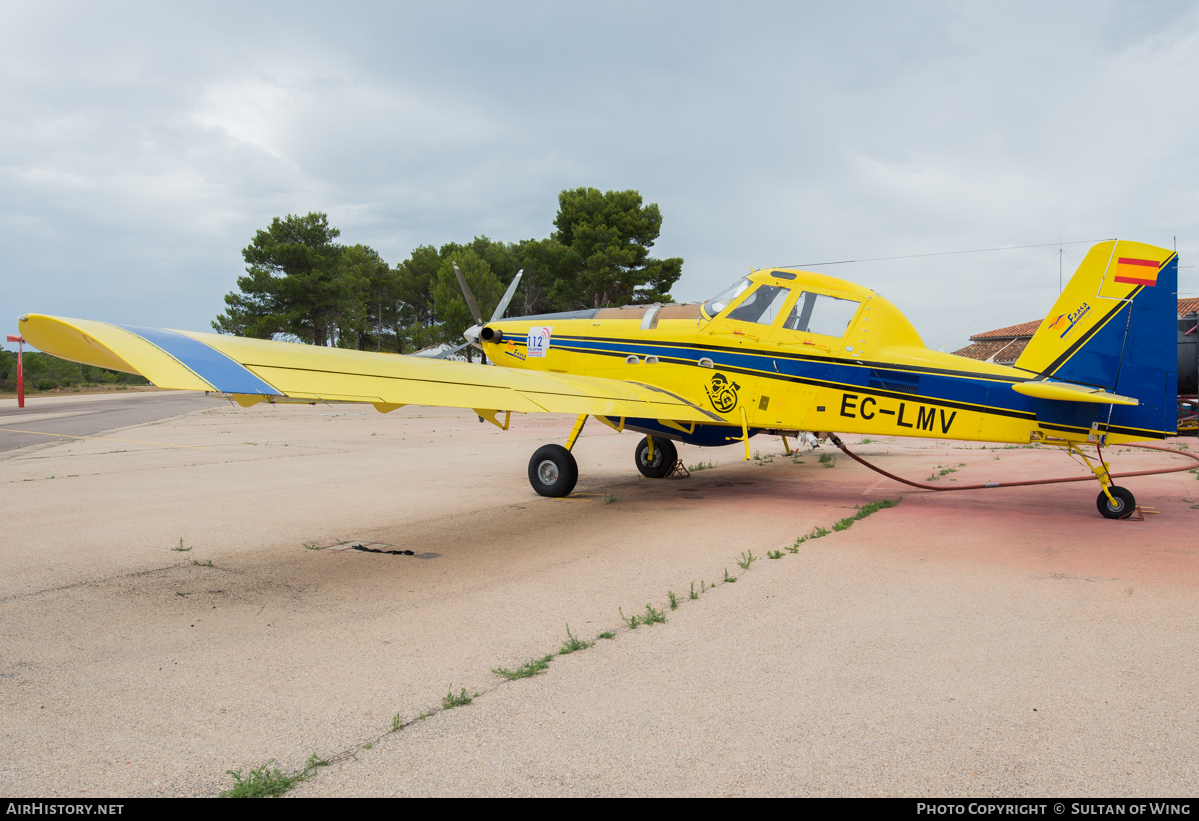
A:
116 325 282 395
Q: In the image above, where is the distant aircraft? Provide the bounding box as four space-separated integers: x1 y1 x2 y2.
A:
19 239 1179 519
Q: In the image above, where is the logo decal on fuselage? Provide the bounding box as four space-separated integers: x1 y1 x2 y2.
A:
704 373 740 413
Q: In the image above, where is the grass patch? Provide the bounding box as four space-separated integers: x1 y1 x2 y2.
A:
767 549 784 559
819 453 836 468
492 655 553 680
688 461 716 471
604 494 618 504
928 464 958 481
859 437 874 444
442 686 473 709
619 607 640 629
737 550 757 570
791 525 834 549
221 755 326 798
831 499 900 532
598 631 615 639
559 624 593 655
642 603 667 625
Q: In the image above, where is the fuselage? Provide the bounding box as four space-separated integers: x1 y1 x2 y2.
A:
475 267 1162 448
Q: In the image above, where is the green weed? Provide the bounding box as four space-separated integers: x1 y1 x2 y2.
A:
492 655 553 680
819 453 836 468
689 582 698 600
391 713 403 732
171 538 192 552
859 437 874 444
767 549 784 559
688 461 716 471
598 631 615 639
737 550 757 570
192 559 213 568
442 686 473 709
221 758 318 798
667 591 679 610
302 542 322 550
723 568 736 583
643 603 667 625
559 624 593 655
619 607 640 629
832 499 900 532
604 494 618 504
363 743 373 749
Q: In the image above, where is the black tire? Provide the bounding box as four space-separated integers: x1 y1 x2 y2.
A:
1096 485 1135 519
529 444 578 497
635 436 678 479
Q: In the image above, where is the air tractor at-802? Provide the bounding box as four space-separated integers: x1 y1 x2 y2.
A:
20 240 1186 519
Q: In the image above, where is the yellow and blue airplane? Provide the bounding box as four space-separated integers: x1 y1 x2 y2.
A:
18 239 1178 519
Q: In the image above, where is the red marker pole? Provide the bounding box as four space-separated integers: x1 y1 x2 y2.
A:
6 334 23 408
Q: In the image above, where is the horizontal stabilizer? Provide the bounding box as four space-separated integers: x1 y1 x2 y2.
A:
1012 381 1138 406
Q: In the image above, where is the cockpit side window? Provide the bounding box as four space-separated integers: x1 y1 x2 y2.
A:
725 285 790 325
783 292 861 338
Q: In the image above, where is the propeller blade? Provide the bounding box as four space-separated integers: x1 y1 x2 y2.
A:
490 270 523 323
432 340 474 360
452 261 484 325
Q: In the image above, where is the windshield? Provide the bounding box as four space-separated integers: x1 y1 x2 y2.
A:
702 277 751 318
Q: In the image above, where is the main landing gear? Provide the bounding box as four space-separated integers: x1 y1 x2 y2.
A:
526 415 681 497
529 444 578 498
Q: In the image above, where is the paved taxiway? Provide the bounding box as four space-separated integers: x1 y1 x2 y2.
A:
1 393 1196 796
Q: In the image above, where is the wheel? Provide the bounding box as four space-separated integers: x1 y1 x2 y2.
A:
1096 486 1135 519
635 436 678 479
528 444 578 497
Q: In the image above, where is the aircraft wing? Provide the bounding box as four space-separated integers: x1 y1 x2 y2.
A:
18 314 723 423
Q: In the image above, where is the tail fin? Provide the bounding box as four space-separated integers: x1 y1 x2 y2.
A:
1015 240 1178 438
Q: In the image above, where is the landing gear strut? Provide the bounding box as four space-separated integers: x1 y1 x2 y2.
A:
635 436 678 479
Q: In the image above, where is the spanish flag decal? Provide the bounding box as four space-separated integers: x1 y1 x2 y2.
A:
1112 257 1160 287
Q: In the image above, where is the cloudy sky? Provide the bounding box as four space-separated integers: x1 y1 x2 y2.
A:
3 1 1197 351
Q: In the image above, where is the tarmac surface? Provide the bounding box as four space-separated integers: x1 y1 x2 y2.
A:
1 393 1196 797
0 390 225 452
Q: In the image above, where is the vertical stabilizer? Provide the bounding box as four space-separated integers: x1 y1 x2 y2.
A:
1015 240 1177 437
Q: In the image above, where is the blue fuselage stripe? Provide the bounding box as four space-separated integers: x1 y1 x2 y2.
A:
117 325 282 395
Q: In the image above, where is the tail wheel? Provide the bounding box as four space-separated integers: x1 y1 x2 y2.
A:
1096 485 1135 519
635 436 678 479
529 444 578 497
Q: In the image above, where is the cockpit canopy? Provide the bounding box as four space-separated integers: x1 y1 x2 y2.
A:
699 269 923 353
